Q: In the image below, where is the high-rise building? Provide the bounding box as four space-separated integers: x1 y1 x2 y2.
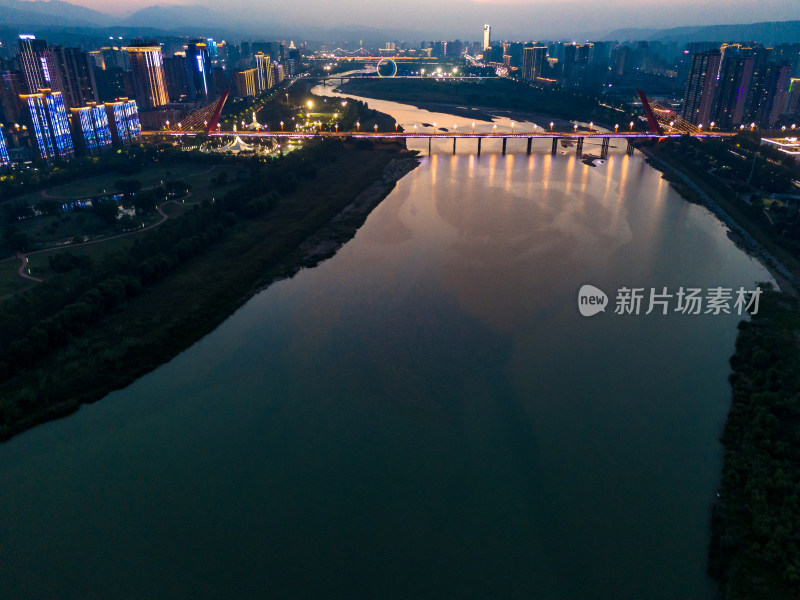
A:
17 35 62 95
211 67 228 96
163 54 189 102
254 53 275 92
785 78 800 118
522 46 546 82
94 66 130 103
711 55 754 128
235 68 257 98
125 42 168 111
51 47 98 108
69 103 112 155
0 125 10 168
483 25 491 51
682 50 721 125
104 98 141 147
19 88 74 160
0 71 26 123
750 62 792 128
186 40 212 100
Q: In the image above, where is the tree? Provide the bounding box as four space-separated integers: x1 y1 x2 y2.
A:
94 199 119 225
114 179 142 196
132 189 159 215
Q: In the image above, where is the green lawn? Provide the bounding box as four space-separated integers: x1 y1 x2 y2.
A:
36 162 219 200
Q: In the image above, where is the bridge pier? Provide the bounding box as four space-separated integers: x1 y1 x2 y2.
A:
626 138 635 156
502 138 507 156
527 138 532 155
477 138 481 157
428 137 432 156
453 138 456 155
601 137 610 159
552 138 558 154
576 137 584 155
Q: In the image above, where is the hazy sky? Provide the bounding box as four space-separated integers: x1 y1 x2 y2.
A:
57 0 800 38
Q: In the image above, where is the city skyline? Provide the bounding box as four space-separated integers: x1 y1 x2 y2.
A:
8 0 800 40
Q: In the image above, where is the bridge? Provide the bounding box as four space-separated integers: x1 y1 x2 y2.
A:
144 129 734 157
149 88 734 157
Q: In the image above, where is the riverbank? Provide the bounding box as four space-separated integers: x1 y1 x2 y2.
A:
708 288 800 599
640 146 799 296
0 143 418 442
336 78 627 131
641 141 800 598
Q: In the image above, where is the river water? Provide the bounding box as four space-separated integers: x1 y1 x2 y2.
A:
0 87 772 599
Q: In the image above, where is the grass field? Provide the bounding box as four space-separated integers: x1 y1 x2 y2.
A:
36 162 219 199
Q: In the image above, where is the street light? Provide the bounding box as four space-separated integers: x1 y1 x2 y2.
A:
166 120 170 130
589 122 594 131
472 121 476 133
710 121 715 131
307 100 313 109
280 121 284 130
511 121 515 133
395 122 399 132
335 123 338 132
550 122 554 131
433 122 437 134
356 121 360 131
374 124 378 133
615 124 620 132
493 124 497 134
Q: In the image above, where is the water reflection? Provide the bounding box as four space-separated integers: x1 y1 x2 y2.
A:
0 85 777 600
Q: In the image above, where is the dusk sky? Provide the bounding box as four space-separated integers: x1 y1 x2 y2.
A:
54 0 800 38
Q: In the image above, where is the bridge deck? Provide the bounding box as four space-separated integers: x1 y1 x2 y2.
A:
143 131 735 140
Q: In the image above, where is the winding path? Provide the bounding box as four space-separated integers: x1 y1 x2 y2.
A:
10 196 199 284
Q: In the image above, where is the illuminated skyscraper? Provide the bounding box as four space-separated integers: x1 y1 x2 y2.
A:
104 98 141 147
0 125 10 168
254 52 275 92
19 88 74 160
125 42 168 110
70 104 112 156
235 69 257 98
522 46 546 82
17 35 62 95
186 40 212 100
483 25 491 51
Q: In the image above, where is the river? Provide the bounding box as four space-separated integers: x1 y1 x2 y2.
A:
0 86 773 599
